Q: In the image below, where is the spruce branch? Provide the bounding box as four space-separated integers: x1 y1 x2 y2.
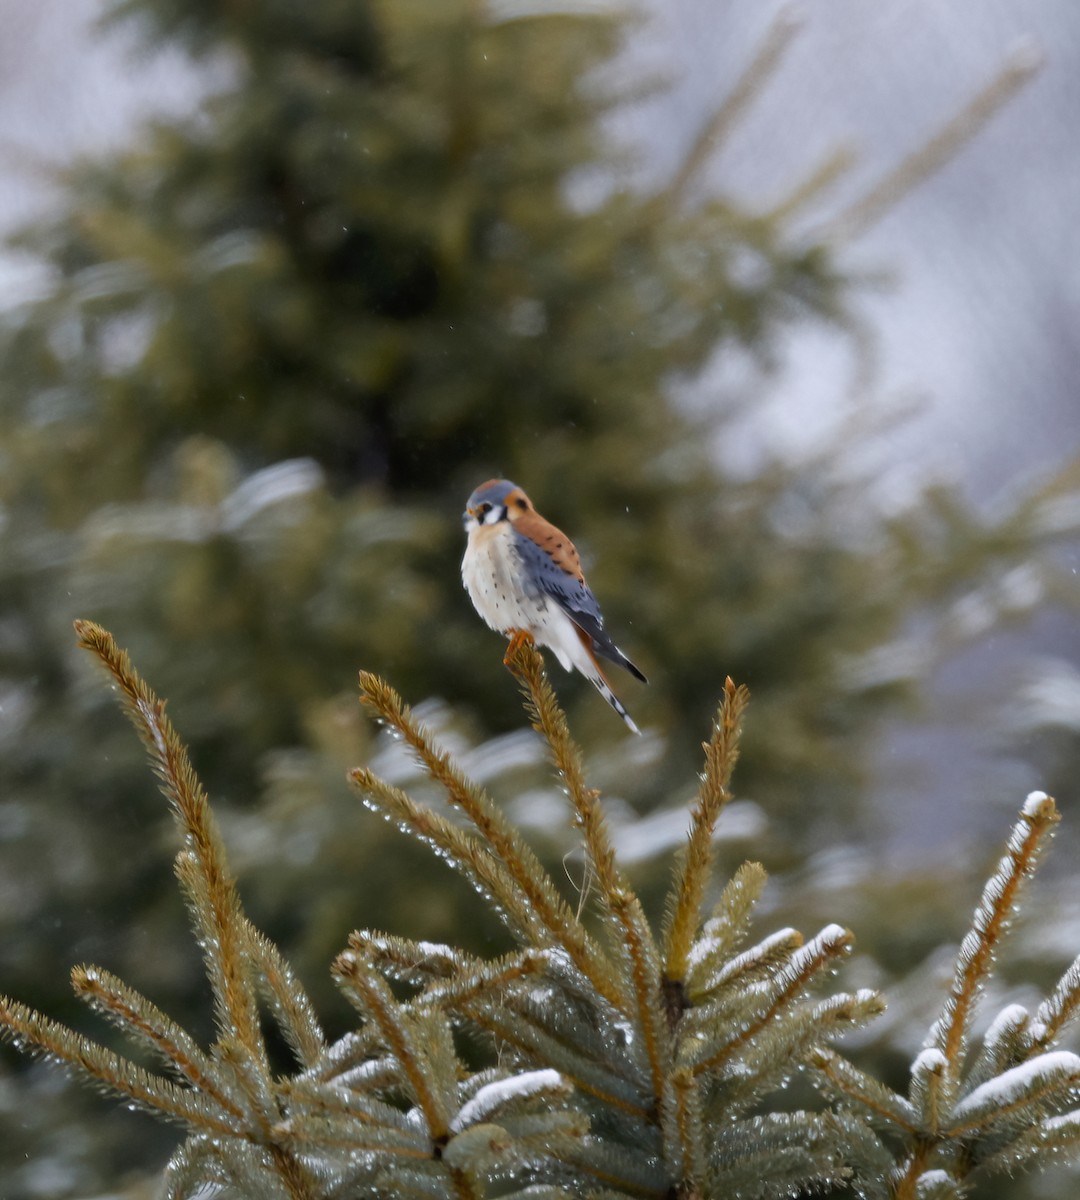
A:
70 964 245 1121
1033 953 1080 1050
685 861 770 991
351 932 476 988
662 4 801 211
708 1111 868 1200
688 924 854 1076
305 1028 389 1088
356 670 623 1012
214 1034 280 1129
353 657 895 1197
267 1145 321 1200
664 676 750 989
763 145 859 225
946 1051 1080 1136
844 793 1080 1200
74 620 266 1068
504 641 672 1097
925 792 1059 1091
0 995 236 1137
826 40 1041 239
690 928 804 1003
418 949 551 1013
808 1048 919 1134
713 990 883 1120
973 1108 1080 1178
965 1003 1031 1090
245 923 326 1070
348 930 549 1012
272 1116 431 1160
503 638 628 918
349 765 539 932
162 1138 216 1200
909 1048 950 1142
460 1004 652 1119
450 1068 573 1132
278 1072 422 1141
564 1136 671 1197
332 945 453 1141
663 1065 705 1187
609 887 669 1101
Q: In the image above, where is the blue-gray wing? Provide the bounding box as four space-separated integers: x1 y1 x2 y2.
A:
513 527 647 682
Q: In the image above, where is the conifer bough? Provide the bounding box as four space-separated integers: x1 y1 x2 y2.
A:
1 623 1079 1198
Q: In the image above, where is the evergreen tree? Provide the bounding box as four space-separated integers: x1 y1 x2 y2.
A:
0 1 1076 1193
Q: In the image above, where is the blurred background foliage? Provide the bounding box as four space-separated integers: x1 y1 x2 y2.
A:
1 0 1079 1196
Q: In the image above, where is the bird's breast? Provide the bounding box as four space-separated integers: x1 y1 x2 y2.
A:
462 522 544 634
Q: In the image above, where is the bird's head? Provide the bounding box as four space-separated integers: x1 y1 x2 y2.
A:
463 479 533 531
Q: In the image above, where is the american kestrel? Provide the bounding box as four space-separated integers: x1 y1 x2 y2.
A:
461 479 646 733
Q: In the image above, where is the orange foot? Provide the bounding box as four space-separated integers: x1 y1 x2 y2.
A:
503 628 535 665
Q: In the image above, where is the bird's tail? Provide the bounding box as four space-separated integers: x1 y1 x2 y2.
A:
607 642 647 684
592 672 641 735
576 629 640 734
585 627 648 683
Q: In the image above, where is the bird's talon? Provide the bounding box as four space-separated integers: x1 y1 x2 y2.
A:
503 629 534 664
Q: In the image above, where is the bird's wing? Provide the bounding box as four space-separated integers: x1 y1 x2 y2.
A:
511 518 647 683
512 509 584 581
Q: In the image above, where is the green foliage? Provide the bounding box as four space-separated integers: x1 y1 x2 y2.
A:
1 1 1076 1192
4 626 1080 1199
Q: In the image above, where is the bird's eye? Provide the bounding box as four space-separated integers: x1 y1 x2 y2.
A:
515 498 528 510
478 503 491 516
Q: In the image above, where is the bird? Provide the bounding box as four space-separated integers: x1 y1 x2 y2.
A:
461 478 646 733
